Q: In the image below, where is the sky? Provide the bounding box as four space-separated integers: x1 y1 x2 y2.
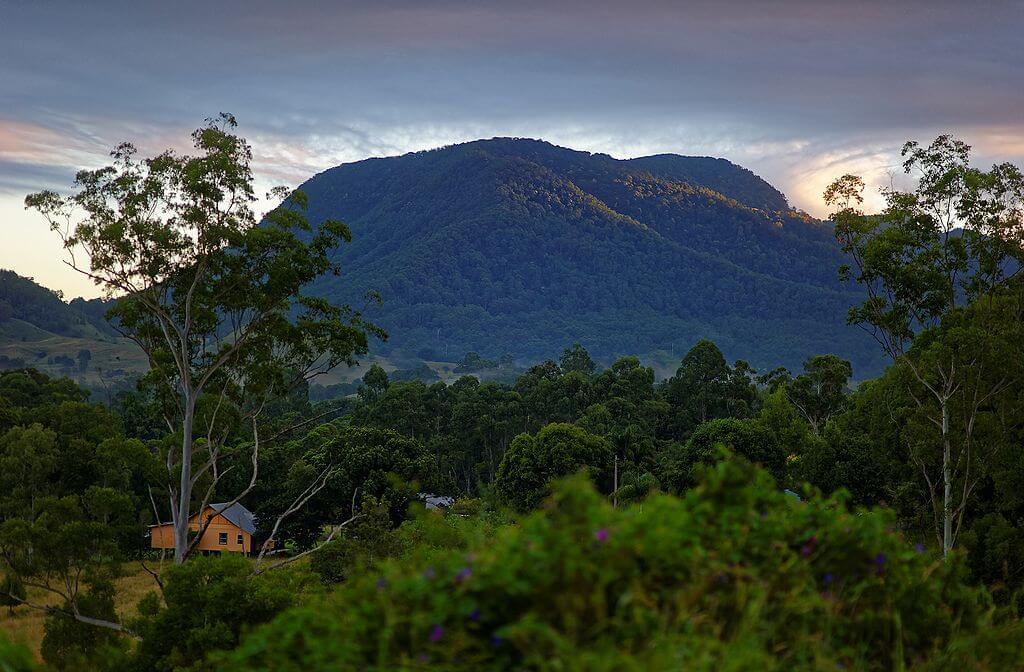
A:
2 0 1023 298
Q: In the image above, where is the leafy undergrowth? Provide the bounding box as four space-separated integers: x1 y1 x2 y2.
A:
219 459 1024 671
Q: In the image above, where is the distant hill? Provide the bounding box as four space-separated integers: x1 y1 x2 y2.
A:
0 270 143 392
0 270 467 395
0 269 116 339
293 138 881 375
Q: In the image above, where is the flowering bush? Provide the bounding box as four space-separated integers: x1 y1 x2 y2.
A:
219 458 1024 671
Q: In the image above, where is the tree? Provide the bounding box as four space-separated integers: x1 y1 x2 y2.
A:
559 343 596 376
40 580 125 671
358 364 389 404
126 554 302 672
76 349 91 374
659 418 786 493
662 339 755 439
0 494 132 647
825 135 1024 555
26 115 382 563
785 355 852 434
494 423 612 511
0 572 25 615
251 424 445 553
0 424 58 520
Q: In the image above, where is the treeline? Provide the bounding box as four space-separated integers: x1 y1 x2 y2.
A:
3 310 1024 668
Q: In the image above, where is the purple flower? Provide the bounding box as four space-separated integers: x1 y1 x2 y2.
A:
490 635 504 648
469 608 481 622
454 567 472 583
875 552 887 575
376 578 388 590
429 624 444 643
594 528 609 543
423 567 436 580
823 572 834 585
914 543 926 554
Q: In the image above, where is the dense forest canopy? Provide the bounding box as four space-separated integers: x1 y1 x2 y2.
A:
289 137 882 374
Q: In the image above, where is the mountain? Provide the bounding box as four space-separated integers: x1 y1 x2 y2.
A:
294 138 880 375
0 270 145 391
0 269 116 339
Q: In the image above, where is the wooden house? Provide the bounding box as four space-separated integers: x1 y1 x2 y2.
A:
149 502 257 555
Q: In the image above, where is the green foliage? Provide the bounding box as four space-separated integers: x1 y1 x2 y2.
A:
41 581 126 671
0 371 160 558
785 354 852 433
220 461 1024 671
0 573 25 615
494 423 613 512
358 364 390 404
253 424 447 548
659 418 786 492
453 352 498 374
661 339 757 439
558 343 596 376
828 137 1024 355
961 513 1024 610
125 555 309 672
390 363 441 384
0 633 35 672
310 504 402 585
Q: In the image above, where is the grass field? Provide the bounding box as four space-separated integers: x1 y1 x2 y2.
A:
0 563 159 663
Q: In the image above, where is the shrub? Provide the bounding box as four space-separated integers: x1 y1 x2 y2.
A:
219 459 1024 670
124 555 313 672
40 581 126 672
310 504 402 585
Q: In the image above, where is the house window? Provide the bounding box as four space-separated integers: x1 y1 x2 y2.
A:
218 532 228 545
237 533 244 546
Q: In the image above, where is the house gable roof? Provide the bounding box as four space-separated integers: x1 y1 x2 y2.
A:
209 502 256 534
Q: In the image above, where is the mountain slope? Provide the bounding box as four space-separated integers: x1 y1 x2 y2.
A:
0 270 115 339
293 138 877 373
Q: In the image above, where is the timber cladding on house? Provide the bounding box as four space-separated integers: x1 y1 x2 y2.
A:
149 502 257 554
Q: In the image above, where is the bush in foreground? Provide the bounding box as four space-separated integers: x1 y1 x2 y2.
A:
219 458 1024 671
0 634 35 672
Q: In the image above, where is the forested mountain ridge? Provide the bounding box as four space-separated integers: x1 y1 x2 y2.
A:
0 270 115 339
293 138 878 373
